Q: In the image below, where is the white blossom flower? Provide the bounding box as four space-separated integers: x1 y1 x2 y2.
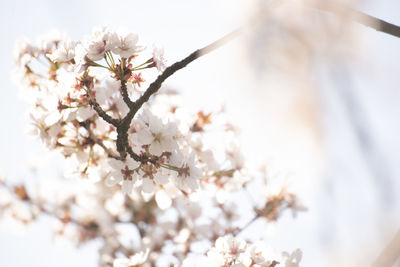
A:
73 43 89 73
36 30 67 53
13 38 38 66
136 110 178 156
105 158 140 194
86 40 107 61
215 236 247 261
242 244 274 267
152 45 166 72
282 249 302 267
85 27 116 61
155 189 172 210
48 40 76 62
171 151 203 191
112 32 143 58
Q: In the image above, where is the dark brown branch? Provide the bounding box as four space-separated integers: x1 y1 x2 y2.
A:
111 27 243 161
310 2 400 39
115 127 128 160
126 146 142 162
120 80 134 106
89 99 120 127
93 2 400 164
123 26 243 128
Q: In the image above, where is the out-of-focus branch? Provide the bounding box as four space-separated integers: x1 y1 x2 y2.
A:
350 9 400 38
371 229 400 267
310 2 400 39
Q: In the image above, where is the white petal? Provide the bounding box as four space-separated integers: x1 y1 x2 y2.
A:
149 142 163 156
154 171 169 185
58 137 75 146
187 177 199 190
148 115 163 133
165 122 177 137
106 172 122 186
126 159 140 170
136 128 153 145
190 166 203 179
155 190 172 210
44 111 62 126
122 180 133 194
142 178 154 193
108 158 123 170
160 137 176 152
76 107 95 121
170 151 184 166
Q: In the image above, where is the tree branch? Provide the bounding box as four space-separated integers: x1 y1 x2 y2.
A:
111 27 243 161
90 1 400 165
88 129 121 160
89 99 120 127
234 214 260 237
371 229 400 267
126 146 142 162
120 79 134 107
310 2 400 39
123 26 243 128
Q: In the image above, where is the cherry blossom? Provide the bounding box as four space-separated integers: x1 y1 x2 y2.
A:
135 109 178 156
10 27 306 267
48 40 76 62
282 249 302 267
112 32 143 58
84 27 116 61
152 45 166 72
106 158 140 194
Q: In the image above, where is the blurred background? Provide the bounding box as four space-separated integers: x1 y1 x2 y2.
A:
0 0 399 266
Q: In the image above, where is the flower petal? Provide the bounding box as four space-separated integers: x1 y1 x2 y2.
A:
136 128 153 145
142 178 154 193
106 172 122 186
155 190 172 210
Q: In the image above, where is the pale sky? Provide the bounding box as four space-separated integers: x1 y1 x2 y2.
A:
1 0 400 266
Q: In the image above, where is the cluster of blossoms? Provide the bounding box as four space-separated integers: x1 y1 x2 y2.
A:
14 27 205 206
9 28 304 266
115 235 302 267
181 236 302 267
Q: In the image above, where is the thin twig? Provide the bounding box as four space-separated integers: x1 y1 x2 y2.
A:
235 214 261 237
88 129 121 160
